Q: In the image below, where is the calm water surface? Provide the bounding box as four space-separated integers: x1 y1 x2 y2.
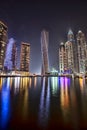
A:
0 77 87 130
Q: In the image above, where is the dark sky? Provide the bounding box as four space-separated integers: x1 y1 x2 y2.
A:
0 0 87 73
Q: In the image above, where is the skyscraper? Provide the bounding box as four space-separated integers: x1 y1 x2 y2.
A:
59 42 67 73
67 29 74 41
76 31 87 73
41 29 49 75
4 38 17 70
0 21 8 70
4 38 17 71
65 29 75 73
20 42 30 72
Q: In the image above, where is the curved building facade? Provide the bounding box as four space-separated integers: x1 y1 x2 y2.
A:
41 29 49 75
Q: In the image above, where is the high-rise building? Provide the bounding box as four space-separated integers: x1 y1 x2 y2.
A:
67 29 74 41
0 21 8 70
59 42 67 73
20 42 30 72
41 29 49 75
4 38 17 71
76 30 87 73
85 44 87 73
65 29 75 73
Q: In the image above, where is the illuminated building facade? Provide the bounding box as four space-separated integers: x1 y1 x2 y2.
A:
0 21 8 70
65 29 75 73
41 29 49 75
76 31 87 73
59 42 67 73
20 42 30 72
4 38 17 71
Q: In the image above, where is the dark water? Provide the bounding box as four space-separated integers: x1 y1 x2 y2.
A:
0 77 87 130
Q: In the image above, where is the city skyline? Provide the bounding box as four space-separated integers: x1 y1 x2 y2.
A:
59 29 87 74
1 20 87 75
1 0 87 73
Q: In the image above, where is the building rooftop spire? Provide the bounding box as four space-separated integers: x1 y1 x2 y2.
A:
60 42 64 45
68 29 73 35
67 29 74 41
78 30 82 33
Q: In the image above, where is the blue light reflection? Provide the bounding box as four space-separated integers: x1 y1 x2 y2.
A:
0 78 11 129
38 77 50 127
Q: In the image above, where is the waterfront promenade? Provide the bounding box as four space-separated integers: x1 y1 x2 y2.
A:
0 73 86 78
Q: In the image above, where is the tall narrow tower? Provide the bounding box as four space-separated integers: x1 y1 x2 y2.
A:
41 29 49 75
65 29 75 73
76 30 87 73
59 42 67 73
20 42 30 72
0 21 8 70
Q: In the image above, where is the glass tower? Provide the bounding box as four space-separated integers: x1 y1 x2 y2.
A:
76 31 87 73
41 29 49 75
4 38 17 71
65 29 75 73
59 42 67 73
20 42 30 72
0 21 8 70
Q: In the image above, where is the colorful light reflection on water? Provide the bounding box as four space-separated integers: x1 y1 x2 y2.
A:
0 77 87 130
0 78 11 129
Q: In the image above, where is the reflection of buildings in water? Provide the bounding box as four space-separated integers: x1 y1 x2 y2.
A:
60 77 69 108
85 78 87 84
0 79 4 89
60 77 79 129
78 78 87 95
20 77 25 89
20 77 23 89
79 78 87 95
0 78 6 91
51 77 58 95
70 79 77 106
34 77 37 88
0 78 3 90
22 78 25 89
69 78 79 129
0 78 10 129
14 77 29 117
38 77 50 127
23 77 29 88
29 77 32 88
10 77 13 89
79 78 84 92
78 78 87 120
22 83 29 118
7 78 10 89
74 77 87 129
20 77 30 90
60 77 70 121
20 77 22 88
14 77 20 94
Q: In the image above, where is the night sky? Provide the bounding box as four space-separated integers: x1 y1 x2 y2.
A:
0 0 87 73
